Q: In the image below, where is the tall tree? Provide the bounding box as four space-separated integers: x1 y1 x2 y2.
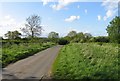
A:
21 15 42 38
67 31 77 37
106 16 120 43
5 30 21 39
48 32 59 38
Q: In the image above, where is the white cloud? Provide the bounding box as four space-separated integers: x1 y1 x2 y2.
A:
65 15 80 22
0 15 16 27
106 10 113 17
50 4 64 10
102 0 119 21
102 0 118 10
49 0 78 10
85 9 88 14
41 0 53 6
0 15 25 37
97 15 101 21
103 10 115 21
58 0 79 5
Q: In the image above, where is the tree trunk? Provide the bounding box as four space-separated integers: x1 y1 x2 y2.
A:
32 30 34 38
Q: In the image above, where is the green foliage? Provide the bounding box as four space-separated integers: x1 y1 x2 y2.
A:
71 32 85 43
2 42 55 67
58 38 69 45
5 30 21 39
2 37 56 46
67 31 77 37
49 38 59 44
48 32 59 38
90 36 109 43
0 48 2 68
106 16 120 43
52 43 119 79
65 32 92 43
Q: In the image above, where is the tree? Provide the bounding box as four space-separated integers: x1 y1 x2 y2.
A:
48 32 59 38
77 32 85 42
71 32 85 43
5 30 21 39
84 33 92 39
67 31 77 37
21 15 42 38
84 33 92 42
106 16 120 43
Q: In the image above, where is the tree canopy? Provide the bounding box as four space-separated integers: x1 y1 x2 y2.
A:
5 30 21 39
67 31 77 37
106 16 120 43
48 32 59 38
21 15 43 38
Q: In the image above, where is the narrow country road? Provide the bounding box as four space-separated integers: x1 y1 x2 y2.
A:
2 45 62 80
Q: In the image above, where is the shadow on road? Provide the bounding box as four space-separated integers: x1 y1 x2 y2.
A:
2 69 18 79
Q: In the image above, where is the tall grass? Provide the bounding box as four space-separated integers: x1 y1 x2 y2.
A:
52 43 119 79
2 42 55 67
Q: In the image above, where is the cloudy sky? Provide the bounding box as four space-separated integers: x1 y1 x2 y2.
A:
0 0 119 37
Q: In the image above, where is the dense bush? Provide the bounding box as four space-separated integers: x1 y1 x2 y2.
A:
2 42 55 67
58 38 69 45
95 36 109 42
2 38 57 45
89 36 109 43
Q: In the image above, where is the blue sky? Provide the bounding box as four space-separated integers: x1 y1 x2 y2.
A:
0 0 118 37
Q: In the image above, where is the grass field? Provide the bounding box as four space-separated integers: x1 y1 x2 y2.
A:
1 42 55 67
52 43 119 79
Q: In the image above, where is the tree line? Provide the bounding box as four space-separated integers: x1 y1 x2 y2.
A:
1 15 120 44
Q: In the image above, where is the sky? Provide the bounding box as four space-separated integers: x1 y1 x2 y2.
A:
0 0 119 38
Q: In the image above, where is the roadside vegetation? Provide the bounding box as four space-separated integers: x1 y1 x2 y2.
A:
2 41 55 67
52 43 119 79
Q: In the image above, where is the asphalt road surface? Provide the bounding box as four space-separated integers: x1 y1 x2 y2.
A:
2 45 62 80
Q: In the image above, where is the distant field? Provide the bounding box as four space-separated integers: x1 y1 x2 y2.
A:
52 43 119 79
2 42 55 67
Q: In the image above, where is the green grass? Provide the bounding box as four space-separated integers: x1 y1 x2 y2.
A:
52 43 119 79
0 48 2 68
2 42 55 67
